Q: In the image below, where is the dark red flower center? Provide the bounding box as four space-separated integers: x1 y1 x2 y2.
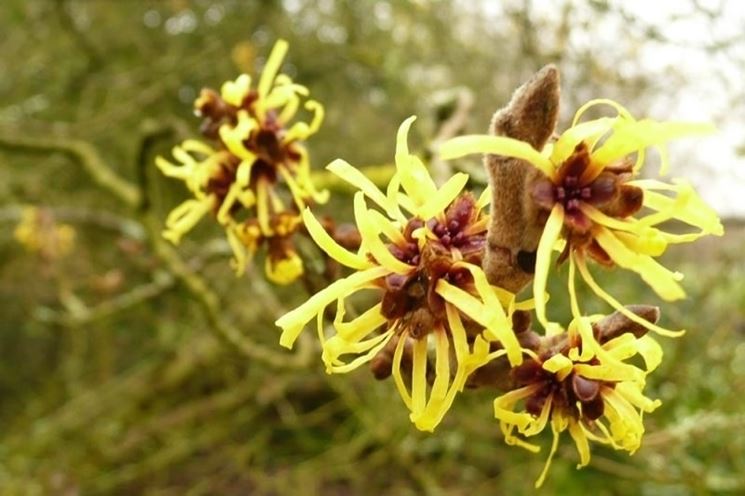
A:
531 141 646 265
379 193 487 336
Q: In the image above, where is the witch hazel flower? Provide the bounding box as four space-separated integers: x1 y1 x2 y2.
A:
276 116 532 431
440 98 722 336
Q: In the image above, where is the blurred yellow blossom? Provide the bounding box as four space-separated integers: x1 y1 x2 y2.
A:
14 206 75 261
156 39 327 283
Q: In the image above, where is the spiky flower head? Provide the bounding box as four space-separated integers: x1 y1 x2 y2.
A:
493 314 663 487
276 116 530 431
440 99 723 335
156 39 327 284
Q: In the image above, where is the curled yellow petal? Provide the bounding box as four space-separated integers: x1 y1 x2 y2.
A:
594 227 685 301
326 159 391 212
575 256 685 337
550 117 615 164
303 208 372 270
591 119 716 172
276 266 389 348
354 193 412 274
392 332 413 410
395 116 437 204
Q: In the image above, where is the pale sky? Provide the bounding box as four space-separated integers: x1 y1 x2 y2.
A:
475 0 745 217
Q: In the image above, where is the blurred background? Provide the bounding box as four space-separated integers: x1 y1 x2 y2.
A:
1 0 745 494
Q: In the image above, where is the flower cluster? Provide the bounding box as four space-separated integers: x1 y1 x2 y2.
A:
156 39 327 284
273 82 721 484
148 51 722 486
431 86 722 484
276 116 531 431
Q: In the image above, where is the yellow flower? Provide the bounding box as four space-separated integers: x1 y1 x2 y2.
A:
440 99 723 336
14 206 75 260
276 116 530 431
156 39 328 283
493 316 663 487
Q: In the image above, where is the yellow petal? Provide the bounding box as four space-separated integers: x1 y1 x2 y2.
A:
395 116 437 204
392 331 413 409
615 382 661 413
326 159 391 211
226 225 250 275
542 353 574 378
334 302 387 342
155 156 192 180
602 333 641 361
636 335 663 372
264 82 307 110
535 416 566 488
257 39 289 99
323 331 394 373
455 262 522 366
572 98 635 127
354 193 413 274
493 386 538 432
416 172 469 221
220 113 258 161
303 208 372 270
568 420 591 468
575 256 685 337
384 172 409 222
594 227 685 301
439 135 556 180
294 147 329 204
162 197 213 244
477 186 491 210
573 361 645 384
414 329 451 432
567 256 600 361
551 117 615 164
255 178 274 236
534 205 565 328
445 303 469 364
278 92 300 124
410 336 429 422
523 395 553 437
276 266 390 348
220 74 251 107
634 180 724 236
181 139 215 156
367 209 407 246
591 119 716 172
